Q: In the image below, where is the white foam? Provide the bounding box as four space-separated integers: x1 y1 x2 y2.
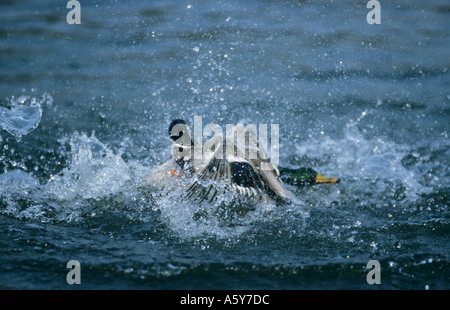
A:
45 132 135 201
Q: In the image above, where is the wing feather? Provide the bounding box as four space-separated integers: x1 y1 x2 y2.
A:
183 130 291 204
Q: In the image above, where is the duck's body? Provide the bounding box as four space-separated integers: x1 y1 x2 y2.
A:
148 119 339 206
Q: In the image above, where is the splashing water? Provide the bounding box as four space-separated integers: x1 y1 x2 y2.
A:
0 128 311 238
0 132 146 223
0 110 436 238
0 94 52 141
293 110 431 208
46 132 135 201
152 175 302 240
1 111 432 234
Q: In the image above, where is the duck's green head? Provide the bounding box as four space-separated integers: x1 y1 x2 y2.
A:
279 167 340 186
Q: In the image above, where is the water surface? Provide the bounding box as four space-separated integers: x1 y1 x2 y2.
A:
0 0 449 289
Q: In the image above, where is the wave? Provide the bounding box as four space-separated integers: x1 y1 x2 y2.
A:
0 106 442 240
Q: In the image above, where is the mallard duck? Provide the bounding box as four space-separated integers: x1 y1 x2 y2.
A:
149 119 339 205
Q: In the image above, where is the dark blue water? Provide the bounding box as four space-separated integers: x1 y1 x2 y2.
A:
0 0 449 290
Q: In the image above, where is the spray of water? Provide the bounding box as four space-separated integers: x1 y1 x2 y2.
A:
293 109 431 209
0 93 52 142
0 103 433 241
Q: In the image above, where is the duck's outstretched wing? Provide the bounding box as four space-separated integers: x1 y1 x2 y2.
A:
185 134 291 204
186 157 269 203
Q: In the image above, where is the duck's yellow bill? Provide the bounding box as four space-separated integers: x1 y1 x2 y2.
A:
315 173 340 184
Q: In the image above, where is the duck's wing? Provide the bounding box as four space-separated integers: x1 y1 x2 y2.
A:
226 128 291 201
186 157 270 203
186 133 291 203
